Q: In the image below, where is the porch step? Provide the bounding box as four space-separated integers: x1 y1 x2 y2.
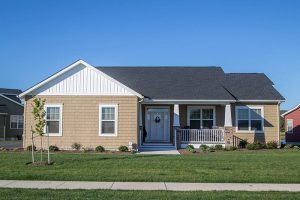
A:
139 144 176 151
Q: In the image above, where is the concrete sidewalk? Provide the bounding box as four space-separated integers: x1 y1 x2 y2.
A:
1 180 300 192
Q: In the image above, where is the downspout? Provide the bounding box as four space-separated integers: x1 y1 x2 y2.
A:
277 101 282 148
138 97 144 150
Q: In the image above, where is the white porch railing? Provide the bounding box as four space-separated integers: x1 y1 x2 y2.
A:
179 129 225 143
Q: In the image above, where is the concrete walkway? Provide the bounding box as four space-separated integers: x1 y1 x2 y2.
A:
1 180 300 191
139 150 180 155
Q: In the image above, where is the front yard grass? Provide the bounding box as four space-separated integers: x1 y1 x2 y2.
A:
0 188 299 200
0 150 299 183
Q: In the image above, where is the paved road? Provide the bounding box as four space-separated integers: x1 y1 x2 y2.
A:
0 180 300 191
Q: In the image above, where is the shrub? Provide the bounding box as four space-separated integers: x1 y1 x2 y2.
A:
96 146 105 152
118 145 128 152
26 145 36 151
49 145 59 151
246 142 265 150
266 141 278 149
215 145 224 150
284 144 293 149
293 146 300 150
186 145 195 152
191 149 196 153
71 143 81 150
200 144 209 152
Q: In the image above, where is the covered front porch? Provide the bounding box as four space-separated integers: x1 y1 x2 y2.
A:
138 101 233 150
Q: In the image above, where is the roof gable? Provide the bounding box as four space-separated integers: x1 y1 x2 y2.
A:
281 104 300 117
19 60 143 98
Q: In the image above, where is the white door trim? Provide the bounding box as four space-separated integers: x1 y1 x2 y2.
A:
145 106 170 143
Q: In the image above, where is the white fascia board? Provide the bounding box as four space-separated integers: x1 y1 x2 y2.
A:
281 103 300 117
0 94 24 107
237 100 285 103
143 99 236 104
19 59 143 99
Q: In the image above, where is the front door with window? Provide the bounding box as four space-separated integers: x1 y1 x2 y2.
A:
145 107 170 143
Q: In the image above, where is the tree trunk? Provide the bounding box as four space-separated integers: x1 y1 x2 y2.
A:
40 136 43 162
31 126 35 163
47 133 50 164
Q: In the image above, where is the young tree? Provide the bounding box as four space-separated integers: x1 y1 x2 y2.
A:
32 98 47 163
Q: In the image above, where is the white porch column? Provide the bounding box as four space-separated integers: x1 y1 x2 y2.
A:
224 104 232 127
173 104 180 149
139 103 143 127
224 104 233 147
173 104 180 127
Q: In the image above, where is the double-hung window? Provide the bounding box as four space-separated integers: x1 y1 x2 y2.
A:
45 104 63 136
10 115 23 129
188 107 215 129
236 106 264 132
287 119 293 133
99 105 118 136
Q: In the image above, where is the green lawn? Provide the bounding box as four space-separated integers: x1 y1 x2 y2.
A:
0 150 299 183
0 188 299 200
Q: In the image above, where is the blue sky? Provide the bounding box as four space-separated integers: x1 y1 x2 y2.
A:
0 0 299 110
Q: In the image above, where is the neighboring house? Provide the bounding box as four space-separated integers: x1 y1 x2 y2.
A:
19 60 284 150
0 88 24 140
281 104 300 145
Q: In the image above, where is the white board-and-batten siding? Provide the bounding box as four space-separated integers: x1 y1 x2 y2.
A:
31 64 135 96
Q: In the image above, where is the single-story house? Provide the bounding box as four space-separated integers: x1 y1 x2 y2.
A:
281 104 300 145
19 60 285 150
0 88 24 140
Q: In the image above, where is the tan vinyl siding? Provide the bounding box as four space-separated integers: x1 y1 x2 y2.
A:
232 103 280 143
23 95 138 150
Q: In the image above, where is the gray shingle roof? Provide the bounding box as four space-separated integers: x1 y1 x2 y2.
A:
97 67 284 101
0 88 22 95
223 73 285 101
0 88 22 103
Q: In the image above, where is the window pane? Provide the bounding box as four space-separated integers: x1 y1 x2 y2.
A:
102 121 115 133
190 120 201 129
46 121 59 133
47 107 60 120
251 109 262 120
10 115 17 123
287 120 293 132
238 109 249 119
202 109 213 119
238 120 249 130
203 120 213 129
251 120 262 131
190 109 200 119
11 122 18 129
102 107 115 120
18 116 24 129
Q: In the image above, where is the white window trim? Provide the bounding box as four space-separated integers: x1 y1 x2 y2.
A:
44 104 63 136
287 119 293 134
235 106 264 133
10 115 23 129
187 106 216 129
99 104 118 136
